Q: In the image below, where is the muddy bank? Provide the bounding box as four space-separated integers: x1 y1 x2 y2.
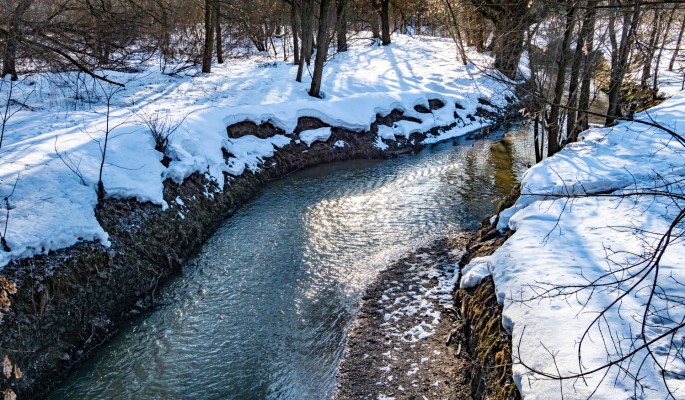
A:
0 99 518 398
336 190 521 400
336 236 472 400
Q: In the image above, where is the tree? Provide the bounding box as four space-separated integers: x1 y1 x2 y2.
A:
288 0 301 64
214 1 224 64
336 0 348 52
439 0 469 65
606 0 642 125
379 0 391 45
309 0 332 97
296 0 314 82
668 13 685 72
566 0 597 142
574 0 598 138
202 0 215 73
1 0 34 80
546 0 576 156
467 0 540 79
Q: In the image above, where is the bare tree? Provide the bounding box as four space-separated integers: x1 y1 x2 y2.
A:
296 0 314 82
202 0 215 73
566 0 597 142
606 0 642 125
379 0 391 45
467 0 542 79
546 0 577 157
309 0 332 98
336 0 348 52
669 13 685 72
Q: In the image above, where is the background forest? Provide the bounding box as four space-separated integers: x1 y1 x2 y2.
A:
2 0 683 157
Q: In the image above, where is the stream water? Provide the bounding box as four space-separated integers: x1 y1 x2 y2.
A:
49 126 534 400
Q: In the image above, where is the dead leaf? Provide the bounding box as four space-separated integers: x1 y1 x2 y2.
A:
2 355 12 379
13 365 22 380
3 388 16 400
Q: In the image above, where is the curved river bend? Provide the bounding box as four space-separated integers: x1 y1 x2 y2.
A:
49 127 533 400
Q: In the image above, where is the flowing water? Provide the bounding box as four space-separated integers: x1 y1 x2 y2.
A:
49 126 534 400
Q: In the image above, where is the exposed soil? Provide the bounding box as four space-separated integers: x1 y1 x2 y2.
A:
336 236 472 400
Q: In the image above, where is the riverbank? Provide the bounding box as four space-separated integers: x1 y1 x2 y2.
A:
462 83 685 398
336 190 520 400
336 235 472 399
337 77 685 399
1 101 521 398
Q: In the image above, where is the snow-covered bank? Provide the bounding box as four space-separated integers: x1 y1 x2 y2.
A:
466 74 685 399
0 34 514 270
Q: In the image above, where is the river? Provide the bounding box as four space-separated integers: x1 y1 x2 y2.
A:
48 126 534 399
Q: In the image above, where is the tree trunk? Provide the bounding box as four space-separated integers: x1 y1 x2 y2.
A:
296 0 314 82
566 0 596 142
653 7 676 93
577 2 598 135
201 0 215 73
214 2 224 64
669 14 685 71
546 2 576 157
310 0 332 98
2 0 33 80
291 1 300 65
533 114 543 163
606 0 641 125
640 10 662 88
97 0 113 66
336 0 348 52
159 7 172 58
380 0 391 45
370 9 381 39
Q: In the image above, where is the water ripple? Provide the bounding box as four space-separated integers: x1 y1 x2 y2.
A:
49 127 533 400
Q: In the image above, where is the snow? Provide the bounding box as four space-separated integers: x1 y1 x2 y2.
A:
483 76 685 398
299 127 332 147
459 257 490 289
224 135 291 175
0 34 514 269
378 254 460 344
377 125 396 141
374 135 389 150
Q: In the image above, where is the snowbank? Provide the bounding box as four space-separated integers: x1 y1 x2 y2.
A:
299 127 332 147
485 77 685 398
459 256 490 289
0 34 514 269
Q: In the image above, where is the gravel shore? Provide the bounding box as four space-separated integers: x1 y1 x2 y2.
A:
336 235 472 400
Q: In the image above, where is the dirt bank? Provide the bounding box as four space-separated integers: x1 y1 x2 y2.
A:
336 235 473 399
336 189 521 400
0 98 518 398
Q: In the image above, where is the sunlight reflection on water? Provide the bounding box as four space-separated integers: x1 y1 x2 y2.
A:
49 126 533 400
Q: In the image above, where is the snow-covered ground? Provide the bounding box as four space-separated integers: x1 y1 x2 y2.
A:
0 34 514 270
465 72 685 399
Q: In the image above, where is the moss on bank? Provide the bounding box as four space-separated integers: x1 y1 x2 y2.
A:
454 187 521 400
